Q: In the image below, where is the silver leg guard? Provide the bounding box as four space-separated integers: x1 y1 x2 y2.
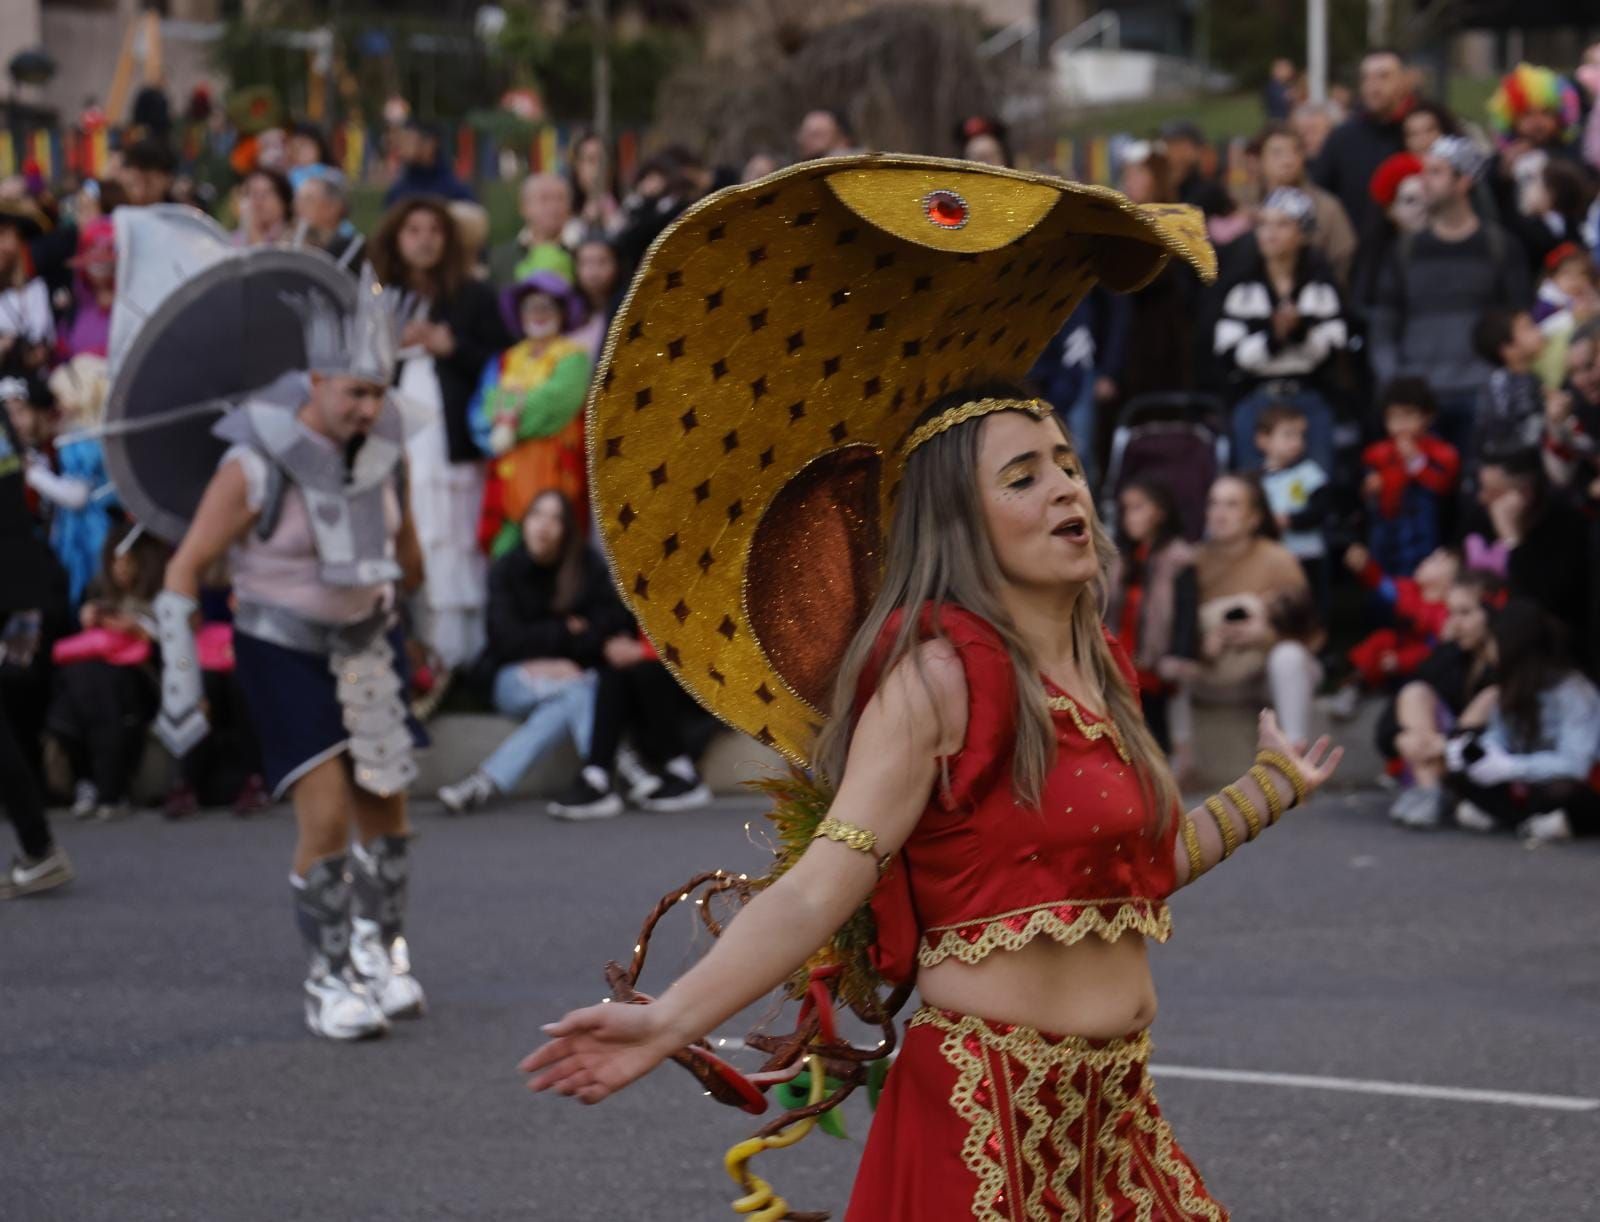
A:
349 836 426 1019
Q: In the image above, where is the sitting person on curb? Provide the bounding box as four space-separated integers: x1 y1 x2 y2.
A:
1362 377 1460 578
1442 598 1600 843
438 491 627 814
1256 401 1332 610
1327 543 1458 720
1193 473 1324 747
1381 570 1502 829
547 636 713 821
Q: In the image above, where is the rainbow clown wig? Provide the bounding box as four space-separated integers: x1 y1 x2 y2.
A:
1488 63 1582 145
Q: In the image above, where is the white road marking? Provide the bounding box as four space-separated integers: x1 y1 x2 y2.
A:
712 1038 1598 1112
1150 1065 1597 1112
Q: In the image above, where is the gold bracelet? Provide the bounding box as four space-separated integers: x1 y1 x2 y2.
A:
1256 750 1308 807
1180 814 1205 880
1248 765 1285 825
1203 796 1239 860
1222 783 1263 842
813 817 878 858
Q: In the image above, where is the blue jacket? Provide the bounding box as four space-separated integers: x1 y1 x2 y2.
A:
1481 673 1600 784
1027 287 1130 413
384 158 476 208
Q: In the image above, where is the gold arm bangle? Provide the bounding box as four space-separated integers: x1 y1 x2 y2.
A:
813 817 891 873
1222 783 1263 842
1256 750 1308 807
1249 765 1286 825
1203 796 1240 860
1180 814 1205 881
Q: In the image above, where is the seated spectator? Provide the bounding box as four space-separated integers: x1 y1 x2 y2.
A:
547 634 713 820
1106 479 1199 756
1193 474 1323 745
1328 543 1459 719
0 198 55 374
1254 122 1358 287
437 491 624 815
1443 598 1600 842
1474 446 1592 667
1215 187 1348 472
1542 318 1600 497
63 218 115 358
571 238 622 359
46 523 167 821
292 168 364 270
32 356 117 608
566 131 624 245
1255 402 1331 606
1472 307 1550 459
383 119 475 207
1532 243 1595 328
233 167 293 248
490 172 574 287
1369 135 1530 453
1381 569 1502 828
471 272 592 556
1362 377 1460 577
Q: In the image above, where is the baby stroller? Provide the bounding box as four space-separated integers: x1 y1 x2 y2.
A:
1100 393 1229 541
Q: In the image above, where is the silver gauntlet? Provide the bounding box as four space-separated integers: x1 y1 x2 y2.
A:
154 589 210 756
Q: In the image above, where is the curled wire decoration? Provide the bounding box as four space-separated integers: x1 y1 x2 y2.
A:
603 867 913 1221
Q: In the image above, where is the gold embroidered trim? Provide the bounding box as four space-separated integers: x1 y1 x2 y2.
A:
914 1007 1154 1221
1045 695 1130 762
904 396 1051 455
1116 1082 1230 1221
918 899 1172 967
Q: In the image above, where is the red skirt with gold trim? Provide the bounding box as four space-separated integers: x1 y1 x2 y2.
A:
845 1007 1228 1222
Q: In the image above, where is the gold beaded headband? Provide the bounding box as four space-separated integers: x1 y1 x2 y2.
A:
903 396 1051 456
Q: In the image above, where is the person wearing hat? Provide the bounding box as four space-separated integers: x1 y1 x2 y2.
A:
63 217 115 359
1370 135 1531 453
518 154 1343 1218
469 271 593 558
1214 186 1350 472
0 198 55 375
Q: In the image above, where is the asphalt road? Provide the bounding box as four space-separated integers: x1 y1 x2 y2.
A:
3 790 1597 1222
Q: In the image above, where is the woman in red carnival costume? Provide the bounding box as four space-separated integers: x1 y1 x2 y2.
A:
520 155 1344 1220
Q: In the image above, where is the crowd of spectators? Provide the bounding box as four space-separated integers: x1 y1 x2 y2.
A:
5 45 1600 849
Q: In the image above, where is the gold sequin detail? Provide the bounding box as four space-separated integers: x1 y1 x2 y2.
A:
1203 796 1238 860
1180 815 1204 881
1046 695 1130 762
1248 765 1285 825
1221 783 1263 842
812 816 879 858
903 396 1049 455
918 899 1172 967
912 1008 1225 1222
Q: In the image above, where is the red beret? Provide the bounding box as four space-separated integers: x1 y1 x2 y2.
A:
1369 152 1424 208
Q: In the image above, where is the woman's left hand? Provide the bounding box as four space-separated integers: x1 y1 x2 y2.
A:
422 323 457 358
1256 709 1343 798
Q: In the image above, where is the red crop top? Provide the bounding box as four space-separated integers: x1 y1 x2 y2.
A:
857 604 1178 986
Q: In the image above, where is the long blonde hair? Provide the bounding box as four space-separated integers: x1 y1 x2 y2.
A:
814 385 1178 833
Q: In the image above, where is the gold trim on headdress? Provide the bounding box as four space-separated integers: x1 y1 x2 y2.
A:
903 397 1050 456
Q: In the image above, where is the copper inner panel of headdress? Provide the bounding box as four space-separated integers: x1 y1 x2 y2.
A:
746 446 883 711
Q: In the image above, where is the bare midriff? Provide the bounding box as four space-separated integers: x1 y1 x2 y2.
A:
916 930 1156 1038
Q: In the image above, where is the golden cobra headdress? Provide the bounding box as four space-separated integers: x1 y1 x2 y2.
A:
588 153 1216 763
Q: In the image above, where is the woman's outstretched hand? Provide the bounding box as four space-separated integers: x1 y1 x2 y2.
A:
1256 709 1343 798
518 1000 681 1105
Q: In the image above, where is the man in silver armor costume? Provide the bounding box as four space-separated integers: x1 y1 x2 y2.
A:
156 268 428 1041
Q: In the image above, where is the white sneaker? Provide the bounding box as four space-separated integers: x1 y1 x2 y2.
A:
1389 786 1444 829
615 745 661 804
548 766 625 821
349 918 427 1020
71 781 99 820
1517 810 1572 844
0 847 75 898
438 770 496 815
1325 685 1362 721
1453 800 1497 833
303 965 389 1041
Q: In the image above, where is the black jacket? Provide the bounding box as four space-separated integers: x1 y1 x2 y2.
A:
484 546 634 671
427 279 514 464
1311 109 1407 237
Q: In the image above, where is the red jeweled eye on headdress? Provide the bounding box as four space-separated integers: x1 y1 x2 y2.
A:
923 189 970 230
